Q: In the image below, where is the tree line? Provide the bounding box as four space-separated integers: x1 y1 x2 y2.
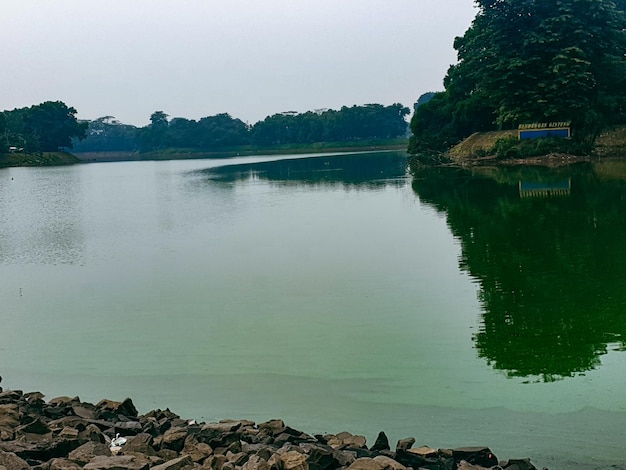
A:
409 0 626 157
1 102 409 155
72 103 410 153
1 101 87 154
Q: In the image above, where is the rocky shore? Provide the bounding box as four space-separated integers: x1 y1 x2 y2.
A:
0 385 542 470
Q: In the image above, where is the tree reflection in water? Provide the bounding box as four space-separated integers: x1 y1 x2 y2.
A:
412 163 626 382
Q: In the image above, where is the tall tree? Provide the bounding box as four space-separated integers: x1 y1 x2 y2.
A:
410 0 626 153
25 101 88 151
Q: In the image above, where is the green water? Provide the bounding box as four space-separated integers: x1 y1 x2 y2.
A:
0 152 624 469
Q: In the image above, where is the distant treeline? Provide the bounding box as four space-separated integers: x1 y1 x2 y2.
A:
72 103 410 153
0 101 87 153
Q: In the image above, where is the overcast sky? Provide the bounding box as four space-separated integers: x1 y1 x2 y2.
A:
1 0 477 127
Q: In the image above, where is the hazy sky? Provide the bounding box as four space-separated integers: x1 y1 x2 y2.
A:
1 0 477 126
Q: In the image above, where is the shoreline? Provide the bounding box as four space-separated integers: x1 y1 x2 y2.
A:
0 385 542 470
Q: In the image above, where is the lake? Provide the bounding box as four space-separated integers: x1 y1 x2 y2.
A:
0 151 625 469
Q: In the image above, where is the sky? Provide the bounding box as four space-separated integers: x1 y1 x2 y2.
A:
1 0 478 127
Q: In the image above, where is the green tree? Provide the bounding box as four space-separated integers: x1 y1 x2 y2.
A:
25 101 88 151
410 0 626 153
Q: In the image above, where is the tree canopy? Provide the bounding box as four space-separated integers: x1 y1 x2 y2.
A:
1 101 87 153
74 103 410 153
409 0 626 155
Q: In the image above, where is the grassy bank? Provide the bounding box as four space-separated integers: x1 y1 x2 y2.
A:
0 151 81 168
445 125 626 165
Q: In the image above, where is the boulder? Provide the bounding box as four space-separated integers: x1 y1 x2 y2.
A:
452 447 498 468
259 420 286 437
394 438 414 452
162 427 189 452
84 455 150 470
47 458 84 470
242 455 270 470
298 443 336 470
501 458 538 470
68 441 112 465
15 417 51 435
122 433 157 456
280 450 309 470
346 458 384 470
0 451 29 470
370 432 390 453
0 405 20 430
150 455 193 470
372 456 407 470
327 432 366 450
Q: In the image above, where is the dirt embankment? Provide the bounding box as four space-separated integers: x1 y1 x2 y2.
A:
447 125 626 166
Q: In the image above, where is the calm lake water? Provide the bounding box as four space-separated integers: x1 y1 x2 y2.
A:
1 151 625 469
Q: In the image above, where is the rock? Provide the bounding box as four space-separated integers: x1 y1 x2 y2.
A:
452 447 499 468
15 417 51 435
95 399 138 420
0 405 20 429
298 443 336 470
47 458 84 470
182 434 213 463
406 446 438 459
114 421 143 436
394 438 415 452
457 461 492 470
72 404 96 420
150 455 193 470
204 454 227 470
68 441 112 465
332 449 356 468
162 426 189 452
242 455 270 470
327 432 366 450
280 450 309 470
122 433 157 456
84 455 151 470
501 458 538 470
372 456 406 470
346 457 384 470
259 419 286 437
370 432 390 452
0 451 30 470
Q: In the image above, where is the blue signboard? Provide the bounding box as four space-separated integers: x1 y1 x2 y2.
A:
518 122 571 140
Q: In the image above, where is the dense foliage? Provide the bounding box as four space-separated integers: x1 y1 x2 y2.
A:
1 101 87 153
251 104 410 146
73 104 410 153
409 0 626 155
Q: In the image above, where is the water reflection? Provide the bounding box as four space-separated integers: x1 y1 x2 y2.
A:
412 163 626 381
199 151 408 189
